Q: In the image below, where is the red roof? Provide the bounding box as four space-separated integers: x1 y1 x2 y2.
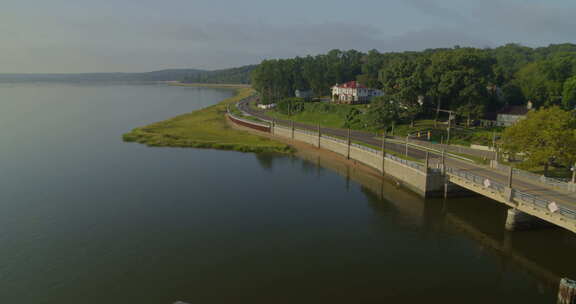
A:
335 81 367 89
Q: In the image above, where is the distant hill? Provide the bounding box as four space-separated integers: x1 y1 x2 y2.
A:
0 65 257 84
182 65 257 84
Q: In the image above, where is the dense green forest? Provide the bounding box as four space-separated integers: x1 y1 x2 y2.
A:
182 65 257 84
250 44 576 121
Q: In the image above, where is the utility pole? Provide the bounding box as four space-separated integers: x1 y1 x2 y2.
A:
381 131 386 175
441 149 446 174
492 131 496 151
405 135 409 158
446 127 451 145
291 120 295 140
347 128 351 159
492 131 497 163
381 131 386 155
317 122 321 148
508 165 514 188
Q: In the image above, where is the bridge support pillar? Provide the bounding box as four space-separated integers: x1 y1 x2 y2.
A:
505 208 539 231
558 278 576 304
503 187 514 202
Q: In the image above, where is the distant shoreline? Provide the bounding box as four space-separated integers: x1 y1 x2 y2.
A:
165 81 251 89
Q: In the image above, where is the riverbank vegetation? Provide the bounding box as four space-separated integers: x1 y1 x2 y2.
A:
249 44 576 171
123 88 291 153
502 106 576 177
251 44 576 114
250 45 576 145
263 98 500 146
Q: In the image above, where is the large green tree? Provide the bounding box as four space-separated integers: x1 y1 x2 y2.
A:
501 106 576 175
425 48 497 118
250 43 576 115
562 76 576 110
379 56 429 125
364 96 401 130
516 53 576 108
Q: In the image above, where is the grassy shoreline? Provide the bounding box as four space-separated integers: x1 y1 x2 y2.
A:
122 88 291 153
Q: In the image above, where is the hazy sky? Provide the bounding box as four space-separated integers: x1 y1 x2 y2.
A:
2 0 575 73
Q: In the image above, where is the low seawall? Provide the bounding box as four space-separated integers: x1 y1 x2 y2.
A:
227 114 271 133
228 112 447 198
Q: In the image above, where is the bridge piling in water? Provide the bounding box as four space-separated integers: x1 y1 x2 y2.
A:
558 278 576 304
505 208 543 231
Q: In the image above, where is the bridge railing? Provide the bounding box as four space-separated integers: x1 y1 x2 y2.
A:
386 154 425 172
446 167 507 194
226 105 271 129
492 162 575 193
513 191 576 220
322 134 349 145
351 142 380 154
446 167 576 220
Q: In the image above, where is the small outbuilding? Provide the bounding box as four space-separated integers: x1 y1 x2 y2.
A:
295 89 313 100
496 102 533 127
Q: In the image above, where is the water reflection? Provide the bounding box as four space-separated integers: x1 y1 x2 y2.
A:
254 153 275 171
4 83 574 303
253 146 576 299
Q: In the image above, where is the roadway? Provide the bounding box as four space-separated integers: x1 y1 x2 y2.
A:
238 99 576 210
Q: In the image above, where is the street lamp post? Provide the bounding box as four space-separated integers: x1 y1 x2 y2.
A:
405 134 409 158
381 131 386 175
317 122 321 148
347 128 351 159
508 165 514 188
441 149 446 174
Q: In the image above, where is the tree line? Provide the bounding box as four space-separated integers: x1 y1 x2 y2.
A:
182 64 257 84
250 44 576 121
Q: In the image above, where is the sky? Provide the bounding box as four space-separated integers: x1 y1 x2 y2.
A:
1 0 575 73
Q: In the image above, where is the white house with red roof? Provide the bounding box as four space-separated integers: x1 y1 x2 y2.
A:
331 81 383 104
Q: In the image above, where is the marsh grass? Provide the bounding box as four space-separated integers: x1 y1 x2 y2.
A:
123 88 292 153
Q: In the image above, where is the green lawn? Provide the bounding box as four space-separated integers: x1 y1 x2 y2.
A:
266 103 502 147
265 103 367 129
528 166 572 179
388 120 502 146
123 88 291 153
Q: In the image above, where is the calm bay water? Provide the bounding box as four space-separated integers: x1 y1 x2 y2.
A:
1 82 575 303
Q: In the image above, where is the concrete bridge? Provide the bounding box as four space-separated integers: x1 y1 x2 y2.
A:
445 167 576 233
231 98 576 234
